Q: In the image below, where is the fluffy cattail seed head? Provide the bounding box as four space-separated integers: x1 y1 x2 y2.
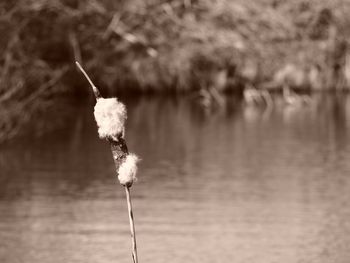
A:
94 98 127 140
118 153 139 187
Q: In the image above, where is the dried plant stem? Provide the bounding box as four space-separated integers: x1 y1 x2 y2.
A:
75 61 139 263
75 61 101 98
125 186 139 263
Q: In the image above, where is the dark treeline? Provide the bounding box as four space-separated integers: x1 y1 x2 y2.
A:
1 0 350 142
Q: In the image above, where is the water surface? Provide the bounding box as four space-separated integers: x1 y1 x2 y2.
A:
1 94 350 263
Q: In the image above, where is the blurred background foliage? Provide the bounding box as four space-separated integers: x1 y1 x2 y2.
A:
1 0 350 142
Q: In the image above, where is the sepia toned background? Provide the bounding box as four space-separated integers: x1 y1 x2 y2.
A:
1 1 350 263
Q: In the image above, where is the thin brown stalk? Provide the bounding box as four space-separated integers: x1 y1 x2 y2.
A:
125 186 139 263
75 62 139 263
75 61 101 98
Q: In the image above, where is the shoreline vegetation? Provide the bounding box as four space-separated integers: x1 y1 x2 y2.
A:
1 0 350 142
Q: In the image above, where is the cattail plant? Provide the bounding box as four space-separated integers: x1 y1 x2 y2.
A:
76 62 140 263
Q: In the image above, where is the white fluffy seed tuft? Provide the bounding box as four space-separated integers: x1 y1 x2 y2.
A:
94 98 127 139
118 154 139 186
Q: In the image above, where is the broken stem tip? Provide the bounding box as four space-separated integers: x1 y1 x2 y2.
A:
75 61 101 98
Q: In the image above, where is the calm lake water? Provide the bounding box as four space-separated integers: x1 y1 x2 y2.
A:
1 94 350 263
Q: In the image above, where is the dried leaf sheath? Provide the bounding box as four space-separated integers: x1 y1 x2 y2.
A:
109 136 131 185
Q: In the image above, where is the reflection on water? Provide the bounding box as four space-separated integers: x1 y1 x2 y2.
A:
1 94 350 263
